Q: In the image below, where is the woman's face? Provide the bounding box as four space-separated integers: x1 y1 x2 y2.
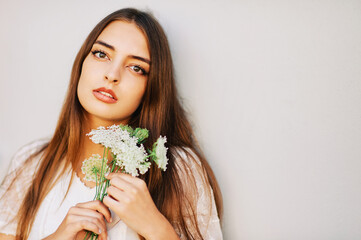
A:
77 20 150 127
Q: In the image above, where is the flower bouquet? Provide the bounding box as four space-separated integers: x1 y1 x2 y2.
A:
81 124 168 240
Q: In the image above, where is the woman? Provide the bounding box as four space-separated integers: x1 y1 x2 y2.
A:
0 8 223 240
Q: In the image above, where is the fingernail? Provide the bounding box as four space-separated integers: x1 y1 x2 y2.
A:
110 217 113 223
99 228 102 234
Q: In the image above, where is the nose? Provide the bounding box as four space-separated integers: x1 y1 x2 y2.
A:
104 64 121 84
104 74 119 83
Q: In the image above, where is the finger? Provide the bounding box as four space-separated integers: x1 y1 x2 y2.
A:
107 172 146 190
106 172 135 181
103 195 122 213
75 200 112 223
109 175 136 192
69 206 106 221
74 215 108 240
70 215 106 236
68 207 108 231
107 185 129 202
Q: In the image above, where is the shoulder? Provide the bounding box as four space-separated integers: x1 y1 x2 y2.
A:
170 147 211 196
171 147 206 178
8 139 49 172
169 147 223 239
13 138 49 160
2 139 49 188
171 147 202 168
0 139 49 236
3 138 49 186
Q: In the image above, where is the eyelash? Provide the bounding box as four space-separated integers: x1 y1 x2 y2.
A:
129 65 148 76
91 50 148 76
91 50 108 59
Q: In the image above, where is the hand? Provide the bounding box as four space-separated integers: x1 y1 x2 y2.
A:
43 200 112 240
103 173 178 239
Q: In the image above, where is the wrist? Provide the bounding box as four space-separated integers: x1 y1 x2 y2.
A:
145 214 179 240
42 233 56 240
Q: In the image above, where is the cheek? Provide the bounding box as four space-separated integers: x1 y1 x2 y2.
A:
77 71 89 98
77 77 88 110
77 72 95 108
124 79 147 107
77 58 98 96
80 56 101 81
134 80 147 101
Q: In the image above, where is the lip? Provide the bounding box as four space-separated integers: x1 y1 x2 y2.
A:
93 87 118 104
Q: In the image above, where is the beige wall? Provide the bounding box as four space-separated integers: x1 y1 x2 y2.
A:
1 0 361 239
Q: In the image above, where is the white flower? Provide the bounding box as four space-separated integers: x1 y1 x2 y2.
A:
87 125 150 177
86 125 130 149
139 161 152 175
154 136 168 171
81 154 110 182
114 141 149 176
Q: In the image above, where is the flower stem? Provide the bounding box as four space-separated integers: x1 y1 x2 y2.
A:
100 158 116 201
97 147 108 200
93 173 98 201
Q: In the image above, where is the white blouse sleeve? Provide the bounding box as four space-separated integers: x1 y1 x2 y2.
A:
174 149 223 240
0 140 47 236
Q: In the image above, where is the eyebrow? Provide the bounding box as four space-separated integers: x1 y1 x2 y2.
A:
130 55 151 64
95 40 115 50
94 40 151 64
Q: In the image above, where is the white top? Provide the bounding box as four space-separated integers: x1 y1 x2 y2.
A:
0 140 223 239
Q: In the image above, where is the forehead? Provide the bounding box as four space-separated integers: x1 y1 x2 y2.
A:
96 20 149 59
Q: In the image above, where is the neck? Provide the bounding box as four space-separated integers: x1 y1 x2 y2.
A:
85 113 129 131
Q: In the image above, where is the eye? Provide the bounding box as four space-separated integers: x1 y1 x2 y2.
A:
128 65 148 76
91 50 109 60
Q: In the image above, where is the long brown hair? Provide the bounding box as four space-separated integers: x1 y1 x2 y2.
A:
13 8 222 239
